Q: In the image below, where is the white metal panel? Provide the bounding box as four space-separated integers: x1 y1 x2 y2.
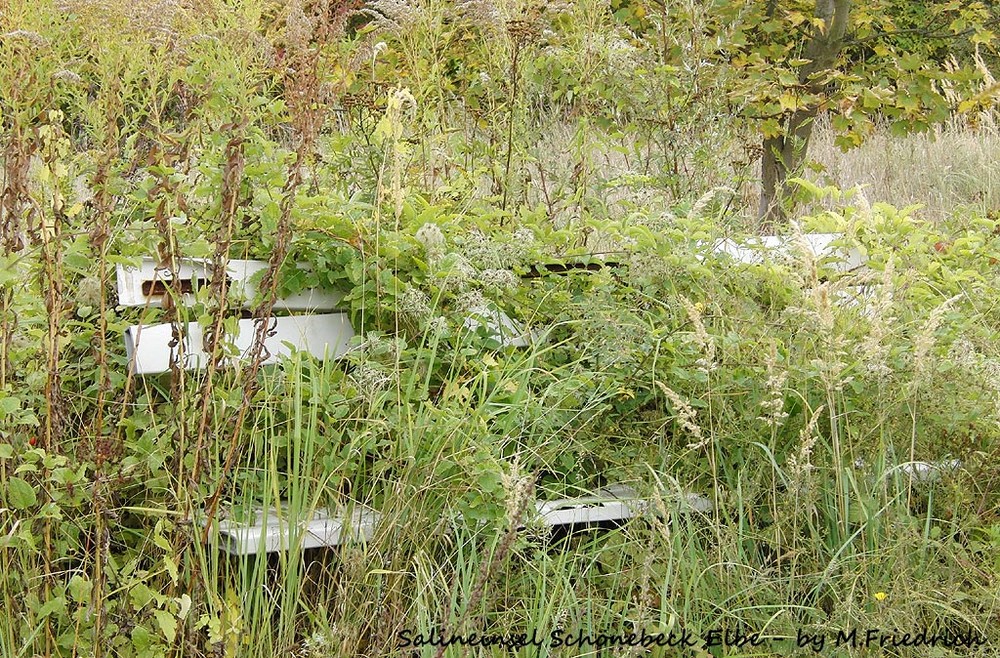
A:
463 303 536 348
116 258 343 311
124 313 355 375
209 483 713 555
895 459 962 483
215 504 380 555
532 484 643 526
710 233 864 272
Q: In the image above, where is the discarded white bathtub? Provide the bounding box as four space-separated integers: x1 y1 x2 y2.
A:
123 314 355 375
895 459 962 483
711 233 865 272
215 503 381 555
212 484 713 555
463 302 536 348
116 257 343 311
529 484 643 527
118 258 355 375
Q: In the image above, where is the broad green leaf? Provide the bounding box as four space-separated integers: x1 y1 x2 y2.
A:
153 610 177 643
37 596 67 619
8 477 36 509
68 575 92 603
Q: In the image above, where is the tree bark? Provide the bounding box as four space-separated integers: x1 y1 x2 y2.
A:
758 0 851 226
758 107 820 226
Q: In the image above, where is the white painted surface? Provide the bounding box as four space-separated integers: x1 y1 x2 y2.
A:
124 313 355 375
463 303 536 348
116 258 343 311
215 504 380 554
530 484 643 527
212 484 713 555
895 459 962 483
711 233 865 272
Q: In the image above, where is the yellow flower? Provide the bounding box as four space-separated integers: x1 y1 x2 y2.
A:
874 591 888 602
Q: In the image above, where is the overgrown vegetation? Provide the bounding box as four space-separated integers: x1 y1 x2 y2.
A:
1 1 1000 656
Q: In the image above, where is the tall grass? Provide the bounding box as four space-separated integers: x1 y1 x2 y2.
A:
808 115 1000 222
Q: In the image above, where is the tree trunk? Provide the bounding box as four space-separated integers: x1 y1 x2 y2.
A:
757 0 851 226
758 108 819 227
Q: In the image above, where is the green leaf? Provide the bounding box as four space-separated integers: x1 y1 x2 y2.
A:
153 610 177 643
131 626 154 651
164 555 179 585
68 575 92 603
8 477 36 509
38 596 67 619
0 396 20 418
130 583 156 610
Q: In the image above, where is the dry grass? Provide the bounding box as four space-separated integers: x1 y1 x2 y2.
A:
808 114 1000 222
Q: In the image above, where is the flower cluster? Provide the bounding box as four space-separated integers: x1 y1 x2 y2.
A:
655 381 704 449
455 0 504 28
350 362 392 398
398 286 431 321
415 222 446 263
757 343 789 428
360 0 422 34
478 268 519 291
459 229 533 270
285 2 315 51
680 296 716 373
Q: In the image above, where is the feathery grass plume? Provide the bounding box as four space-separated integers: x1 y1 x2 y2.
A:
52 69 83 84
648 491 673 542
655 380 705 448
3 30 49 48
375 87 417 223
285 0 314 51
360 0 422 34
500 457 533 528
807 279 852 391
689 186 736 219
757 341 789 428
786 404 825 496
432 467 536 658
913 294 963 385
859 254 897 379
679 295 716 372
790 219 819 288
808 116 1000 221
